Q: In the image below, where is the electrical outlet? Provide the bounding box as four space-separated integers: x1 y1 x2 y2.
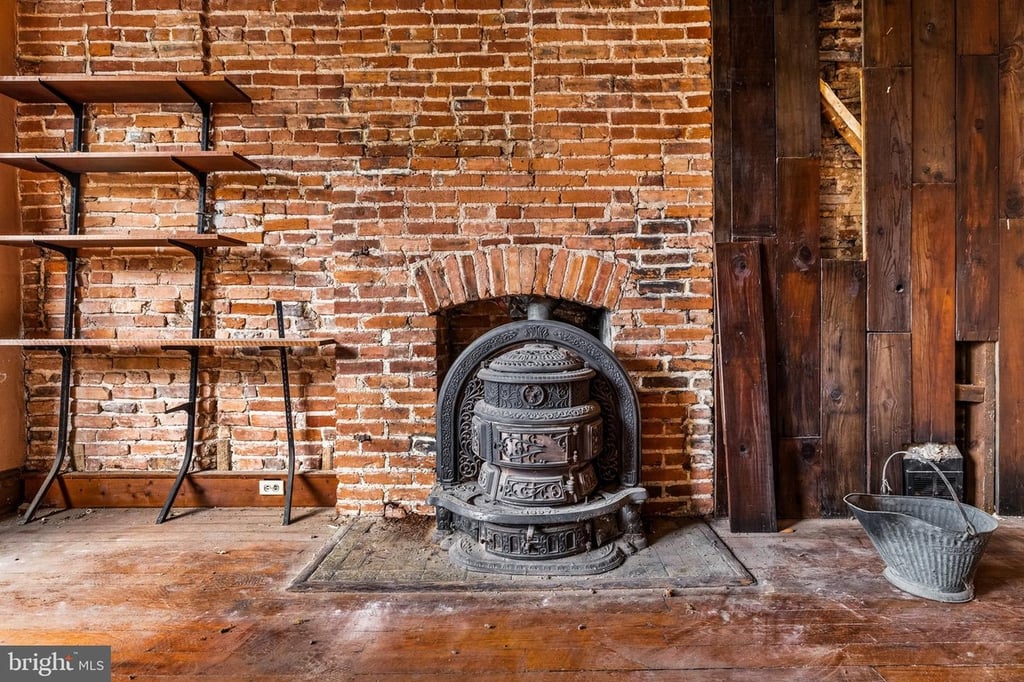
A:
259 479 284 496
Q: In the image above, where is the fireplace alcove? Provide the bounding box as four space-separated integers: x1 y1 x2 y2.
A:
428 296 647 575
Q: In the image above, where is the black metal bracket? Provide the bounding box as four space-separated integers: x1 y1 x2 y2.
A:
20 345 73 524
38 82 85 151
156 346 200 524
277 301 297 526
155 244 205 524
176 81 214 152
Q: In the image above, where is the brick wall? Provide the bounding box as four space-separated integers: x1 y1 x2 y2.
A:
12 0 717 516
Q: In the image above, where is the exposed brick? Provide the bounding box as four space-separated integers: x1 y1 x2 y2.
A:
14 0 716 518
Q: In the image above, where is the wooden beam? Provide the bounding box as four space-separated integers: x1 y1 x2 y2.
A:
863 67 912 332
775 157 821 437
714 242 777 532
867 332 912 493
911 183 957 443
863 0 912 68
958 342 997 511
776 1 820 158
955 383 987 404
956 54 1000 341
999 219 1024 514
820 260 867 516
711 0 733 244
729 0 776 238
912 0 956 184
22 471 338 510
819 79 862 157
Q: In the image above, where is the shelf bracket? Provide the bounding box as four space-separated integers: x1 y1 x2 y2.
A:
21 346 74 524
156 346 201 524
277 301 298 526
37 82 85 151
33 240 78 260
175 81 214 152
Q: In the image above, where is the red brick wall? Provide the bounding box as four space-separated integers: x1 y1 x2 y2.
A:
12 0 716 516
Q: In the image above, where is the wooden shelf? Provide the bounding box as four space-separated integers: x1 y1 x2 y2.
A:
0 232 248 249
0 337 336 350
0 151 259 175
0 75 251 106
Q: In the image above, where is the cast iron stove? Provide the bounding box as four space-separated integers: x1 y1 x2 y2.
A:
428 301 647 575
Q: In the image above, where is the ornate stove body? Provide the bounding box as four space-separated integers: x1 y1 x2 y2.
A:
428 305 647 575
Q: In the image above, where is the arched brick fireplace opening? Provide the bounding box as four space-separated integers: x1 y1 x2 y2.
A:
411 243 636 407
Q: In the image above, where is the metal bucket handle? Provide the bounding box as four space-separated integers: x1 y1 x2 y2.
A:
880 450 978 539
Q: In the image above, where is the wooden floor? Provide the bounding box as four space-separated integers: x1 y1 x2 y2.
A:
1 507 1022 680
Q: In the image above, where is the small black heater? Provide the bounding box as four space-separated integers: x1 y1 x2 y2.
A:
902 443 964 501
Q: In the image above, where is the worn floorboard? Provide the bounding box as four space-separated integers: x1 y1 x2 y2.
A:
1 508 1022 680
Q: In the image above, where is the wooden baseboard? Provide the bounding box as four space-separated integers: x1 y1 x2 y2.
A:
0 467 23 515
22 471 337 509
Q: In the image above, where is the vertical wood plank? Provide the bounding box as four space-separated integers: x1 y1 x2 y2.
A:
775 437 822 520
863 0 912 68
998 0 1024 514
999 219 1024 514
912 0 956 183
959 342 997 511
956 55 1000 341
863 67 912 332
956 0 998 55
911 183 957 443
729 0 776 238
711 0 733 244
775 157 821 437
820 259 867 517
715 242 777 532
867 333 912 493
714 354 729 518
1001 0 1024 218
774 0 820 158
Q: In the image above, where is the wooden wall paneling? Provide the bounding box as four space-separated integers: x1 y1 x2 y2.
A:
863 0 912 68
1001 0 1024 219
714 242 777 532
998 0 1024 514
820 259 867 516
729 0 776 238
911 183 957 443
957 342 997 512
775 157 821 437
999 219 1024 514
758 238 780 440
956 0 998 55
714 353 729 518
711 0 733 243
774 0 820 158
912 0 956 184
862 67 912 332
775 437 822 520
956 55 1001 341
867 332 912 493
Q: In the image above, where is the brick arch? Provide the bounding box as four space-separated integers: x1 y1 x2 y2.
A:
411 246 632 314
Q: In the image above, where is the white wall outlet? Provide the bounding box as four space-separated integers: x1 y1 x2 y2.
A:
259 479 284 496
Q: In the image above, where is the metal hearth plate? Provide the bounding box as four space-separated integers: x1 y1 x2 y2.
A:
290 515 755 593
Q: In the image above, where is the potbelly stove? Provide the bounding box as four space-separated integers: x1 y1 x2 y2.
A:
428 301 647 575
